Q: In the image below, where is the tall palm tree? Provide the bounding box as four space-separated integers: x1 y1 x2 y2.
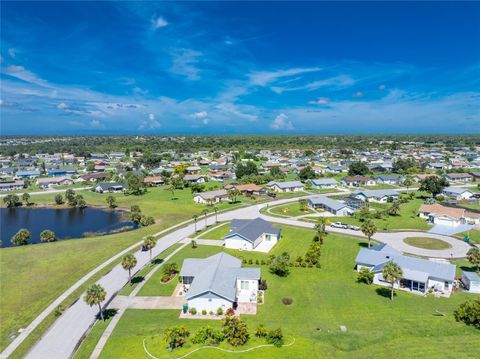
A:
361 219 377 248
213 206 218 223
202 209 209 228
193 214 198 232
403 176 413 191
314 217 330 244
84 284 107 321
121 253 137 284
382 261 403 301
143 236 157 261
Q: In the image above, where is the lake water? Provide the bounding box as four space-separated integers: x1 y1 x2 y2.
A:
0 207 136 247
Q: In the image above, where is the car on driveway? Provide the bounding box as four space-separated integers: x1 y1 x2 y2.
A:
331 222 349 229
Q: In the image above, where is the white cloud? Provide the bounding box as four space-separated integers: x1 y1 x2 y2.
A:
249 67 321 87
307 97 330 105
216 103 257 122
271 75 355 94
148 113 155 121
379 84 386 91
190 111 208 119
8 48 16 58
57 102 68 109
202 118 209 125
152 16 168 29
270 113 294 130
170 48 202 80
353 91 364 98
90 119 105 129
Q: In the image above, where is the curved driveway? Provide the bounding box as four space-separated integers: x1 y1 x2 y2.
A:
7 193 471 359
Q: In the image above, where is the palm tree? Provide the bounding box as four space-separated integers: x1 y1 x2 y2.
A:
228 188 240 204
213 206 218 223
361 220 377 248
193 214 198 232
202 209 209 228
143 236 157 261
388 201 401 216
84 284 107 321
121 254 137 284
403 176 413 191
382 261 403 301
314 217 330 244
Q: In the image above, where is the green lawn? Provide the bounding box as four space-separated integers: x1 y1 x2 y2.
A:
454 229 480 245
95 234 478 358
267 202 314 218
198 222 231 240
0 187 257 351
403 237 452 250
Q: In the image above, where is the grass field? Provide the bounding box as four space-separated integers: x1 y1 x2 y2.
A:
198 222 231 240
267 202 314 218
403 237 452 250
454 229 480 245
0 186 257 352
93 234 478 359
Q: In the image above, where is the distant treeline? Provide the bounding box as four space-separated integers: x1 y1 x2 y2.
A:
1 134 479 156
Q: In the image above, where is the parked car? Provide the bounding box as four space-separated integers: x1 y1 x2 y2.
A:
349 225 360 231
267 192 277 198
331 222 348 229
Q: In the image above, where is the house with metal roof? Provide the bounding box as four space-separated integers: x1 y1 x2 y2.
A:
311 178 338 189
355 244 456 295
15 170 40 179
95 182 126 193
267 180 304 192
461 271 480 294
373 174 405 185
353 189 399 203
193 189 228 204
441 186 474 200
180 252 260 312
307 195 354 216
224 218 281 252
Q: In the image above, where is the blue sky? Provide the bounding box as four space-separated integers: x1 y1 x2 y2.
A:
1 1 479 135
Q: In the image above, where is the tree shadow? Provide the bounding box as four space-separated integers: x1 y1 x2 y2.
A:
99 308 118 321
152 258 164 265
460 265 477 273
358 242 369 248
376 287 395 299
130 276 145 285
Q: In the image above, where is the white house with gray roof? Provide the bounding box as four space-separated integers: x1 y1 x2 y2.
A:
353 189 399 203
180 253 260 312
441 187 474 200
224 218 281 252
355 244 456 294
311 178 338 189
267 180 304 192
307 195 353 216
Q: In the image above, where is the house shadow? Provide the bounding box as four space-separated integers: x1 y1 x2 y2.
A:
130 276 145 285
375 287 396 299
459 265 476 273
99 308 118 320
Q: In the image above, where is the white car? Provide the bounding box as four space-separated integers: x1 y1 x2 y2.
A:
349 225 360 231
331 222 348 229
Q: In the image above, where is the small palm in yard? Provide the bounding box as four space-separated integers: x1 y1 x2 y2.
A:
122 253 138 284
382 261 403 301
314 217 330 244
361 220 377 248
388 201 401 216
84 284 107 321
193 214 198 232
202 209 209 227
143 236 157 261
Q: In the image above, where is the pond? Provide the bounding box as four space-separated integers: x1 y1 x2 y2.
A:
0 207 136 247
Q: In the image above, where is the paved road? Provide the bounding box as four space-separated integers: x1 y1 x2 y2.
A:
6 192 472 359
0 186 92 199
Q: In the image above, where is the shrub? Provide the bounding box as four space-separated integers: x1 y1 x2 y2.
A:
54 194 64 205
54 304 65 317
202 309 207 315
255 259 260 265
269 252 290 277
209 310 214 316
454 299 480 329
315 262 322 269
259 279 268 291
266 328 284 347
188 307 197 315
255 324 268 338
357 267 374 284
164 326 189 350
257 293 263 304
260 260 266 265
223 310 249 346
191 240 197 249
242 258 247 264
282 297 293 305
192 326 224 345
217 307 223 316
248 259 253 265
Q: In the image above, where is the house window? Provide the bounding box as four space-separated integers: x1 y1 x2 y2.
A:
265 234 271 241
240 281 249 290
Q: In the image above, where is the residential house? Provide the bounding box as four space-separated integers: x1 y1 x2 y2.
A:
341 176 376 187
193 189 228 204
413 174 438 182
15 170 40 179
343 196 366 209
418 203 479 226
442 187 474 200
184 174 206 184
0 180 25 191
225 184 266 197
224 218 281 252
373 174 405 185
208 171 236 182
325 165 347 173
442 173 473 183
179 253 260 312
355 244 456 294
267 181 304 193
307 196 354 216
143 176 165 186
311 178 338 189
95 182 126 193
186 166 202 174
78 172 109 183
353 189 400 203
461 271 480 294
36 177 74 189
47 168 77 177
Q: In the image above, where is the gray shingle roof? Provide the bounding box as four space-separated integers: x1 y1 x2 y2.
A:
307 195 349 211
226 218 281 243
268 181 303 189
312 178 338 186
353 189 399 199
355 245 455 282
180 253 260 301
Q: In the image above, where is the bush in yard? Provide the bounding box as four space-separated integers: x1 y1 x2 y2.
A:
282 297 293 305
248 259 253 264
164 326 190 350
217 307 223 316
188 307 197 315
223 310 249 346
266 328 284 347
191 326 224 345
454 299 480 329
257 292 263 304
259 279 268 291
255 324 268 338
202 309 207 315
255 259 260 265
54 193 64 205
260 259 266 265
269 252 290 277
11 228 31 246
357 267 374 284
